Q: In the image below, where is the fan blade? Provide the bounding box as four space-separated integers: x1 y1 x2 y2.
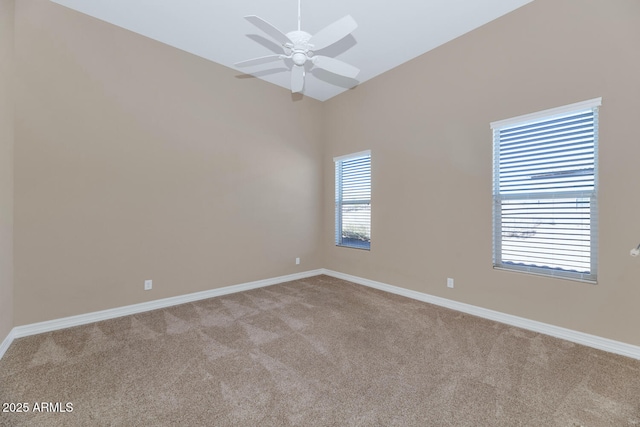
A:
309 15 357 51
244 15 292 46
235 55 283 67
312 56 359 79
291 65 305 93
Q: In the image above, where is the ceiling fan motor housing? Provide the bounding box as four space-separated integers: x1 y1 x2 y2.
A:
287 30 313 65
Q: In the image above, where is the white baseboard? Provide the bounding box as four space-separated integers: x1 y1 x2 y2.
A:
0 328 15 360
11 269 323 341
2 268 639 362
321 269 640 360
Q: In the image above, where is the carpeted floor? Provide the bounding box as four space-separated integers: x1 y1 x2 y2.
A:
1 275 639 426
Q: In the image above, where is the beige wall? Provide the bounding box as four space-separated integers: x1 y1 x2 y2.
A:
324 0 640 345
0 0 14 343
13 0 324 324
8 0 640 348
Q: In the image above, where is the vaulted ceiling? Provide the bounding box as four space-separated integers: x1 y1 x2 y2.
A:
50 0 533 101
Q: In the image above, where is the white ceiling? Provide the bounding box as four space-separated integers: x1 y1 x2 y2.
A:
50 0 533 102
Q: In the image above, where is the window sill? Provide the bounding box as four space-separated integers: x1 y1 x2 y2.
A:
336 244 370 251
493 266 597 285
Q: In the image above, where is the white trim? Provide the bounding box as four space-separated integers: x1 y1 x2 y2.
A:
11 270 323 340
0 328 15 360
3 268 639 362
333 150 371 163
321 269 640 360
490 97 602 129
493 266 597 285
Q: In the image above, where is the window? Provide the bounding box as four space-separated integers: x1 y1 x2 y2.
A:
491 98 601 282
335 150 371 250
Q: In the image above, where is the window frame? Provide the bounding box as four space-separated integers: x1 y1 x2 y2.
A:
334 150 371 250
491 98 601 283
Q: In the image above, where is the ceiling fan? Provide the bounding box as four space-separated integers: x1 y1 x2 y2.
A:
235 0 360 93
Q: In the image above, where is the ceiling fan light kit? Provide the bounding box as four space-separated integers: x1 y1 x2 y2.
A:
235 1 360 94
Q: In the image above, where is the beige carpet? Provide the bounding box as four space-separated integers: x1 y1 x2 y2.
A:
1 275 639 426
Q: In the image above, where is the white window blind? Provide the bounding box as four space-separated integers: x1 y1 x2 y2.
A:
335 150 371 250
491 98 601 282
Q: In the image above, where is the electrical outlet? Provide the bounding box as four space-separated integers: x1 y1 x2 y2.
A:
447 278 454 288
144 279 152 291
295 257 300 265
